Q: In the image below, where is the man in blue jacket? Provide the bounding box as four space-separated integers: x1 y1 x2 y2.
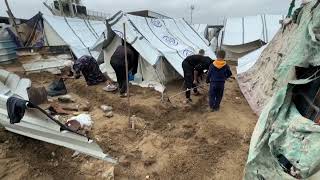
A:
206 50 232 111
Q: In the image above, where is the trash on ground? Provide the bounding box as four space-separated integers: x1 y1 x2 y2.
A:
48 103 73 115
105 111 114 118
67 113 93 130
58 94 75 103
101 105 113 112
47 78 67 97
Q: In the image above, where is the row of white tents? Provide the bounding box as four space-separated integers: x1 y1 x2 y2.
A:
2 11 284 92
94 12 216 92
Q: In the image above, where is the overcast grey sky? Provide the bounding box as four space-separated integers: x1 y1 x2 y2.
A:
1 0 293 24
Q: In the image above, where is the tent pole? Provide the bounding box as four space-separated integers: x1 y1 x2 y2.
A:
4 0 23 46
123 23 132 128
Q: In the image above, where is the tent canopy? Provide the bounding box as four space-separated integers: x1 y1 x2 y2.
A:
223 14 283 46
220 14 283 61
43 14 106 59
94 11 216 92
102 12 216 77
192 24 209 41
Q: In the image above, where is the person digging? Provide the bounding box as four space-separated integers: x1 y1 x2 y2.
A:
182 49 212 103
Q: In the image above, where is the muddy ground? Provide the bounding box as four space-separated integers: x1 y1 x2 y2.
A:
0 66 257 180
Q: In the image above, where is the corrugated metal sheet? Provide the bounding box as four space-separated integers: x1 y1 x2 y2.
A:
0 69 31 100
0 29 17 63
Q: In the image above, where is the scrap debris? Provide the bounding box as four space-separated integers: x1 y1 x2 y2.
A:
66 114 93 134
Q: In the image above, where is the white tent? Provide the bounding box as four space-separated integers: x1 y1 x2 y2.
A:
236 45 267 74
192 24 209 41
221 14 283 60
95 12 216 92
43 14 106 59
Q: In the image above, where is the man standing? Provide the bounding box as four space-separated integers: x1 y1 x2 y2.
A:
182 49 212 103
110 42 138 97
206 50 232 111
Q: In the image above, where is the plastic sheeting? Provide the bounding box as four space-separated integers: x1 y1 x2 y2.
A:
223 14 283 46
43 15 106 59
244 1 320 179
237 45 267 74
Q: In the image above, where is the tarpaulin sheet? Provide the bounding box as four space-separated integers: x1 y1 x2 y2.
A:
125 14 215 76
6 13 45 48
43 15 105 59
223 14 283 46
244 1 320 179
192 24 208 40
237 45 267 74
105 13 216 77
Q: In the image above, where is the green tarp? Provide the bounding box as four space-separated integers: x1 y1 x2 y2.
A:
244 1 320 179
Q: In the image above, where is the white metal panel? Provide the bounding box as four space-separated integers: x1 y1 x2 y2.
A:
14 78 31 100
0 30 17 63
22 59 66 72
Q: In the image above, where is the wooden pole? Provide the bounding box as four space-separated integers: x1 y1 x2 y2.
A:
123 23 131 127
5 0 23 46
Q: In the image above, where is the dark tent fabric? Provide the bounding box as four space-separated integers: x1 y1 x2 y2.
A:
6 12 45 48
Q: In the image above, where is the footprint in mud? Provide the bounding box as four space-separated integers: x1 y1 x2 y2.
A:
177 125 197 140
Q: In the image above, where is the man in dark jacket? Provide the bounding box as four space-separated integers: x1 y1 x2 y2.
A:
110 42 138 97
73 55 106 86
206 50 232 111
182 49 212 103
